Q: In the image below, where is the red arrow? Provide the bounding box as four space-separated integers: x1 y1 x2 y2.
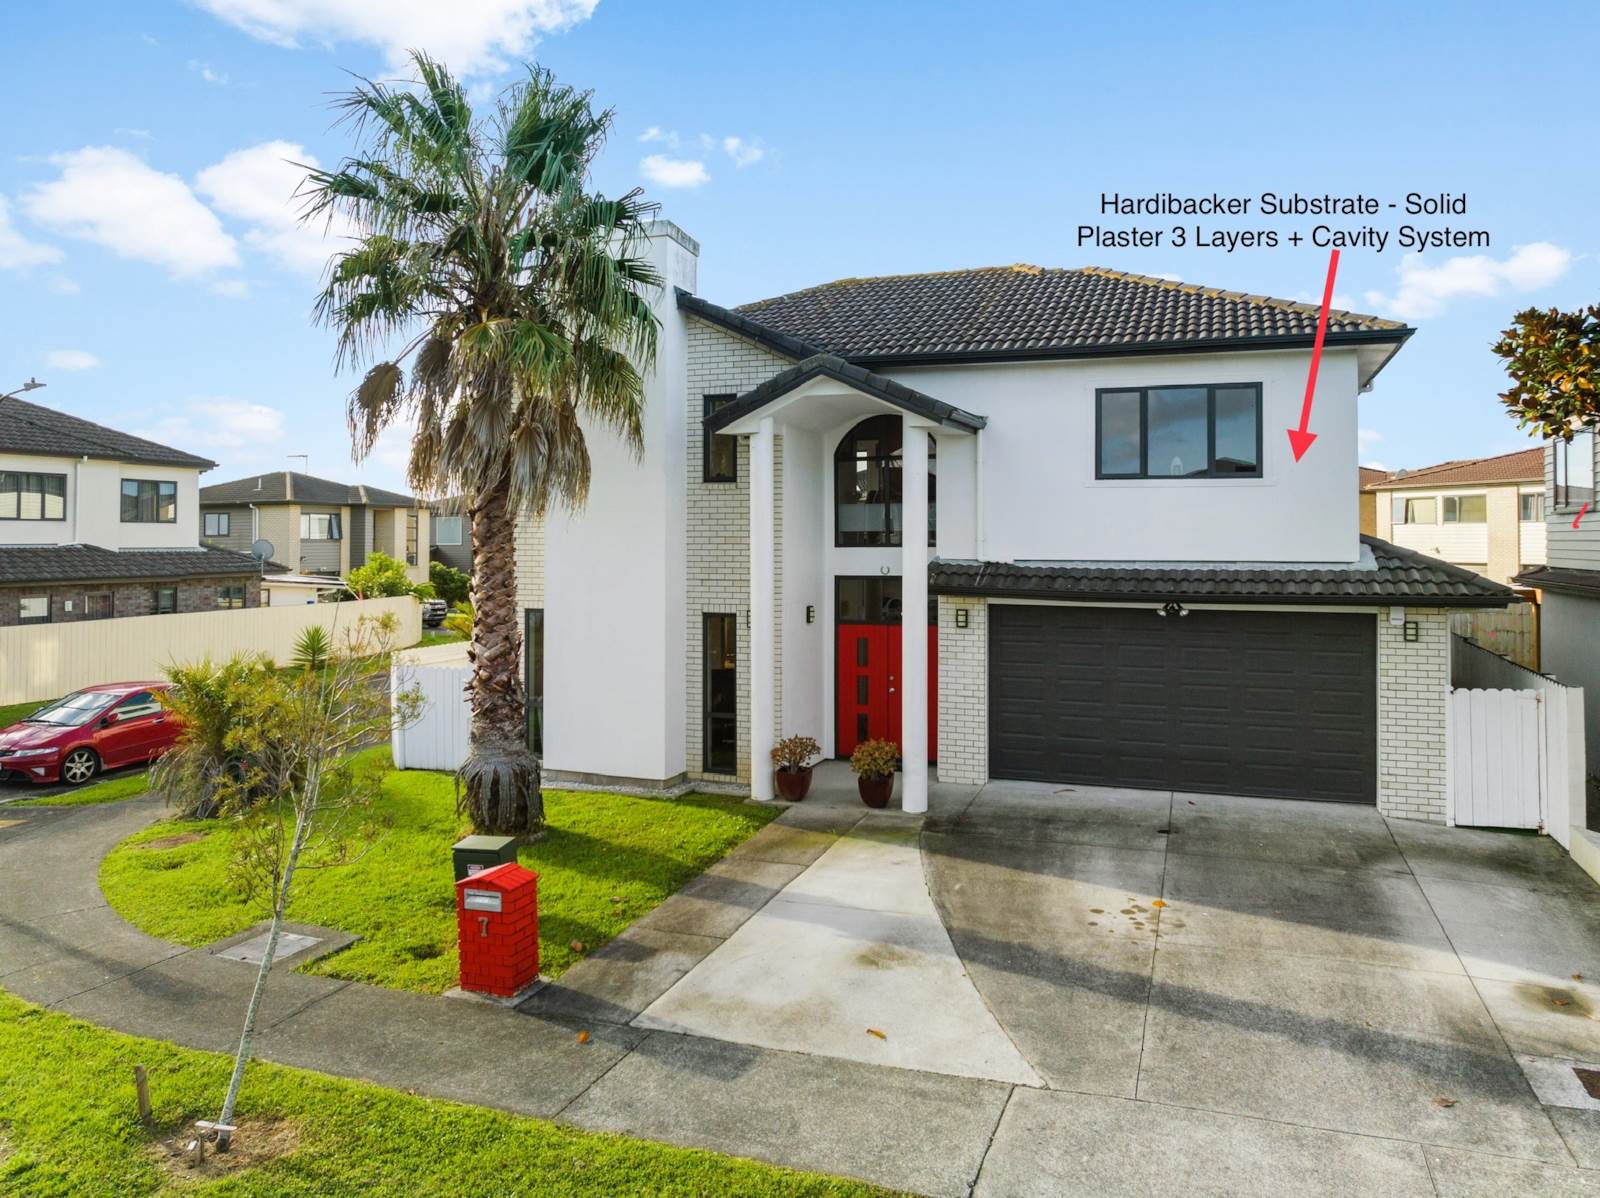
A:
1575 502 1591 530
1288 248 1341 463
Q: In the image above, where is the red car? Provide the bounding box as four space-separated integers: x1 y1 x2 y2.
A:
0 682 180 785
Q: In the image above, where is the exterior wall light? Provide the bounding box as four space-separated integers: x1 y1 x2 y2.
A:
955 608 969 629
1158 601 1188 618
805 604 815 624
1403 620 1419 642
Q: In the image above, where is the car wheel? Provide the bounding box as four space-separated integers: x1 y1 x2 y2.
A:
61 748 100 786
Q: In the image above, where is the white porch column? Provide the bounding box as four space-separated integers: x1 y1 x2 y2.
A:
901 419 929 814
750 416 776 801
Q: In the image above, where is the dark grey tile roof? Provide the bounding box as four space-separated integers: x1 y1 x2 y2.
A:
929 536 1516 608
0 396 215 469
726 265 1412 364
705 354 986 434
200 471 416 508
1513 565 1600 599
0 544 269 585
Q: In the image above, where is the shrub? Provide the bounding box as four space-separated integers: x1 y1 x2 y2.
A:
429 560 470 606
346 551 431 599
771 735 821 772
443 600 473 639
849 738 899 779
291 625 332 672
150 654 275 818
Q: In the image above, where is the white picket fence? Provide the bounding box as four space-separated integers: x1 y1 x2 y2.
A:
391 643 470 771
1448 636 1586 848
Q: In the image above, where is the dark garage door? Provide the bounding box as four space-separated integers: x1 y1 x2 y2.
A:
988 606 1376 803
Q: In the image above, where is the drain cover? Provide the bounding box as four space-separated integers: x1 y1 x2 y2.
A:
216 931 321 964
1576 1067 1600 1100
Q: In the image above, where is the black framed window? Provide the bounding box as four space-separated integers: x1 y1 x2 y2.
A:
833 415 936 547
1442 494 1486 524
203 511 230 537
121 479 177 523
153 587 178 614
1554 427 1596 511
0 472 66 521
524 608 544 755
703 394 738 482
300 512 341 540
1095 384 1262 479
216 584 246 609
835 576 936 625
18 596 49 625
703 613 737 775
1520 493 1543 522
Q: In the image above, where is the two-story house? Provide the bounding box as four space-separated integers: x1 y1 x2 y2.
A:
1367 448 1546 584
513 222 1512 822
0 396 268 625
198 472 431 586
1515 424 1599 805
428 497 471 576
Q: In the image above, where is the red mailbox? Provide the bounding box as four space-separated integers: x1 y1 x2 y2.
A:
456 861 540 997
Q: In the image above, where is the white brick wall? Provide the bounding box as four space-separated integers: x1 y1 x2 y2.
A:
936 595 988 784
514 513 544 613
1377 606 1450 822
683 318 793 783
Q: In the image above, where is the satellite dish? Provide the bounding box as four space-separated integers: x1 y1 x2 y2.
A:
251 538 275 563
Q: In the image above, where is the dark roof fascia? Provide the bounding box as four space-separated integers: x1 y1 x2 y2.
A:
705 354 987 435
847 327 1415 371
1513 566 1600 599
926 578 1512 609
676 289 825 362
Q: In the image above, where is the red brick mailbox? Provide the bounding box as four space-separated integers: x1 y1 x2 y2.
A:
456 861 540 997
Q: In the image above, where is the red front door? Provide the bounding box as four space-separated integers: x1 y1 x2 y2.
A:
836 622 937 762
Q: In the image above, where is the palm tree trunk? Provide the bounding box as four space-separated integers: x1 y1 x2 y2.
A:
459 481 541 834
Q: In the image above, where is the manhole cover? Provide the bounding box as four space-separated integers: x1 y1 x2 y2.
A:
1576 1067 1600 1100
217 931 321 964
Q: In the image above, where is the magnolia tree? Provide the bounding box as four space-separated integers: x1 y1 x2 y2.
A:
1494 304 1600 437
173 612 422 1151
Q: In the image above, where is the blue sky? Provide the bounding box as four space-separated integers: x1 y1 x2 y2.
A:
3 1 1595 491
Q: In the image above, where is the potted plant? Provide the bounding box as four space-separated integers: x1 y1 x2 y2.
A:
770 735 821 802
850 739 899 808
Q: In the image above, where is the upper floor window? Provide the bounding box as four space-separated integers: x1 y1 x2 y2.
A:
300 512 341 541
1097 384 1262 479
703 394 738 482
203 511 230 537
1392 497 1436 525
0 471 66 521
121 479 176 523
1554 427 1596 511
1520 493 1544 522
434 515 464 545
834 414 936 548
1442 494 1486 523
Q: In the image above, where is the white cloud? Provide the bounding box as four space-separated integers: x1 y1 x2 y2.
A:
138 398 286 453
116 127 154 140
1359 428 1383 453
44 350 100 371
1363 460 1390 472
187 58 230 85
210 279 252 298
49 277 80 295
196 140 356 278
639 126 670 145
1363 242 1572 320
194 0 599 75
640 154 710 189
722 136 764 168
0 195 63 270
23 147 240 279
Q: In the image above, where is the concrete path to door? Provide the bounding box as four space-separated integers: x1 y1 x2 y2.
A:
6 768 1600 1197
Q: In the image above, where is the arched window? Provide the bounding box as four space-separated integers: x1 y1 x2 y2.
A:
833 415 936 547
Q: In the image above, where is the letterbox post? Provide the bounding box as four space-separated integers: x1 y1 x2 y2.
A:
455 861 540 998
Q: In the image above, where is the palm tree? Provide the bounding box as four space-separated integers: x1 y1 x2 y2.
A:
304 53 660 834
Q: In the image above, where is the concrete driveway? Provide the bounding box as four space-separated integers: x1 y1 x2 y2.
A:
924 779 1600 1195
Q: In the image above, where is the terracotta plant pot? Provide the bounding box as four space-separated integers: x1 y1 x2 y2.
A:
857 774 894 808
774 767 813 802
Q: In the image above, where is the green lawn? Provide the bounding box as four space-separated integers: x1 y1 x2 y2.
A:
0 990 892 1197
101 748 777 992
417 629 466 648
0 696 55 728
13 771 150 808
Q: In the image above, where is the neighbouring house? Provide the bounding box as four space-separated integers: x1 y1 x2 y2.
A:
501 221 1516 822
1358 466 1387 536
429 497 471 575
0 396 270 626
1367 447 1546 585
198 472 431 586
1514 423 1599 807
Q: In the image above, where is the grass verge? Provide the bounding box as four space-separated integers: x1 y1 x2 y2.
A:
0 697 55 728
101 747 776 992
0 990 892 1196
12 771 150 808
